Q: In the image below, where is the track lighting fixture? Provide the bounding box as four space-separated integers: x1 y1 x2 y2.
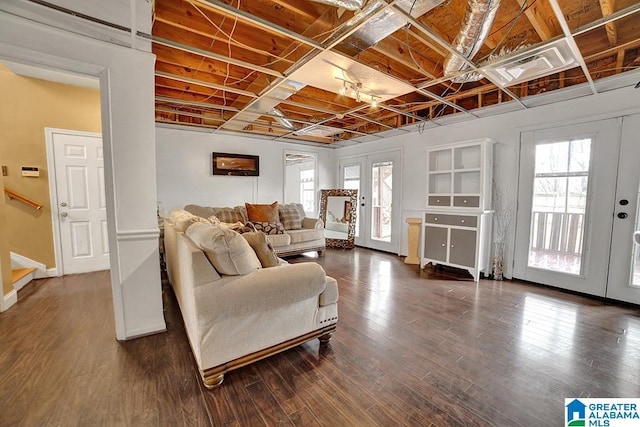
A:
335 77 379 106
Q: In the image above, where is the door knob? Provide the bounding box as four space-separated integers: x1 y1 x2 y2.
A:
60 202 67 207
60 212 68 217
617 212 628 219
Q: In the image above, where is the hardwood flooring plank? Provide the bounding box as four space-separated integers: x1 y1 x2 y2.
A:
2 248 640 425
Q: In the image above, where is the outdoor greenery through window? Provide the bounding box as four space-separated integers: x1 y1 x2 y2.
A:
528 139 591 275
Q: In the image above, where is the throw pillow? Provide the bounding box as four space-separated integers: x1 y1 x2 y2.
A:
169 209 210 232
186 222 261 276
278 203 305 230
245 201 279 222
249 221 285 235
242 232 279 268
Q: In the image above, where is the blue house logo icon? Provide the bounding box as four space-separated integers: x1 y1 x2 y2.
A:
566 399 586 426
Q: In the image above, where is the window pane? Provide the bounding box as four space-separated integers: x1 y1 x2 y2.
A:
342 165 360 237
569 139 591 173
528 139 591 276
371 161 392 242
535 141 569 174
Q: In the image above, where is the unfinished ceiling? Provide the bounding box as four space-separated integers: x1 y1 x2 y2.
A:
152 0 640 146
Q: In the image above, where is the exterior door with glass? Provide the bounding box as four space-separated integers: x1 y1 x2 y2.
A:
514 116 640 303
339 151 402 253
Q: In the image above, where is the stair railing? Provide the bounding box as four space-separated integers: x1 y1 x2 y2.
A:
3 187 43 210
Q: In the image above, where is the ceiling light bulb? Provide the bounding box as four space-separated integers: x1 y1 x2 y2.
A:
371 98 377 107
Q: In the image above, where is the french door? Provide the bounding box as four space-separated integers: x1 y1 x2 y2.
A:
339 151 402 253
513 116 640 304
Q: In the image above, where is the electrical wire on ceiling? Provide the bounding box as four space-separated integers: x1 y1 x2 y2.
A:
477 0 535 62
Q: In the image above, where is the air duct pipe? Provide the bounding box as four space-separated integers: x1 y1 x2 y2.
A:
443 0 501 83
309 0 366 11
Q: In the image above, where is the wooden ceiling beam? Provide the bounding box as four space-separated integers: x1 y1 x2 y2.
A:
599 0 618 46
583 36 640 61
514 0 555 41
153 17 295 68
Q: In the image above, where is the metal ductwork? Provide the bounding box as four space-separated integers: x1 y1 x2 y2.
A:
270 107 296 130
443 0 501 83
309 0 366 11
335 0 445 57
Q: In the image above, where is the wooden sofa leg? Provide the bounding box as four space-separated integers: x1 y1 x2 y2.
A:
202 372 225 390
318 250 324 256
318 332 333 344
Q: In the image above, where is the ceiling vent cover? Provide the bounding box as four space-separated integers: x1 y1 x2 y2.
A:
481 38 578 87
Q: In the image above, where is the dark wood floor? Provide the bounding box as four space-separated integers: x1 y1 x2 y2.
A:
2 248 640 426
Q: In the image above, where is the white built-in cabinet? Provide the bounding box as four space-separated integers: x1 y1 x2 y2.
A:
421 138 494 281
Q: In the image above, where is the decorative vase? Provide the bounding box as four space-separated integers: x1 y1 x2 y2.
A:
492 242 505 280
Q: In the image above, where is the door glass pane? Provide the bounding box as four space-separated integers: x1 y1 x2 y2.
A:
343 164 360 237
528 140 591 275
371 161 392 242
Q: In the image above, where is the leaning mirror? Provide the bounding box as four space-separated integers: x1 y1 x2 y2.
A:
319 189 358 249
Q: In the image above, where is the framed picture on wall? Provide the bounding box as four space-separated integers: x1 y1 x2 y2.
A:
212 152 259 176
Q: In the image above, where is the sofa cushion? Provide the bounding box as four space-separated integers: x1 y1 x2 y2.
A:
185 205 247 224
278 203 305 230
245 201 279 222
249 221 285 235
287 228 325 244
186 222 261 276
241 232 279 268
169 209 210 232
265 233 290 247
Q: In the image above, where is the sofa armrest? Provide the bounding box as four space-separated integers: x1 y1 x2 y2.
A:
195 262 327 323
302 217 324 229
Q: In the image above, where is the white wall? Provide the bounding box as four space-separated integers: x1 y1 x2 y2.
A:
334 85 640 277
156 127 334 213
0 6 165 338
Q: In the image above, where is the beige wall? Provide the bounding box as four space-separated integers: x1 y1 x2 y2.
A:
0 65 101 269
0 153 12 296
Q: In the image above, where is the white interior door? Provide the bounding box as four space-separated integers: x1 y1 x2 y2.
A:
340 151 402 253
50 129 109 274
514 116 640 303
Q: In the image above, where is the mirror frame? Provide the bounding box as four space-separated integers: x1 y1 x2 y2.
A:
319 189 358 249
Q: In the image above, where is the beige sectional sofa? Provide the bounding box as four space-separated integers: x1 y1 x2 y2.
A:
163 210 338 389
184 203 325 257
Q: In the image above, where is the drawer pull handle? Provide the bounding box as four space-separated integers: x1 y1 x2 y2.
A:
434 217 438 221
461 219 465 223
451 245 455 248
436 199 440 203
441 243 446 247
463 199 467 204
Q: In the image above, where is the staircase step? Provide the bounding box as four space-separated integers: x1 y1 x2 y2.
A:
12 267 37 287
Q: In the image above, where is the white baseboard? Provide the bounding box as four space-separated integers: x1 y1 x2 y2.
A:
120 323 167 340
1 289 17 312
10 252 52 278
35 268 59 279
13 272 34 291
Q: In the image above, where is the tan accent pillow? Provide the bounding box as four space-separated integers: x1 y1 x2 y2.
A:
242 232 279 268
186 222 261 276
245 201 279 222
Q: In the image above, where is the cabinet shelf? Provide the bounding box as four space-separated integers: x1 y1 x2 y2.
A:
422 138 494 282
426 139 493 210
